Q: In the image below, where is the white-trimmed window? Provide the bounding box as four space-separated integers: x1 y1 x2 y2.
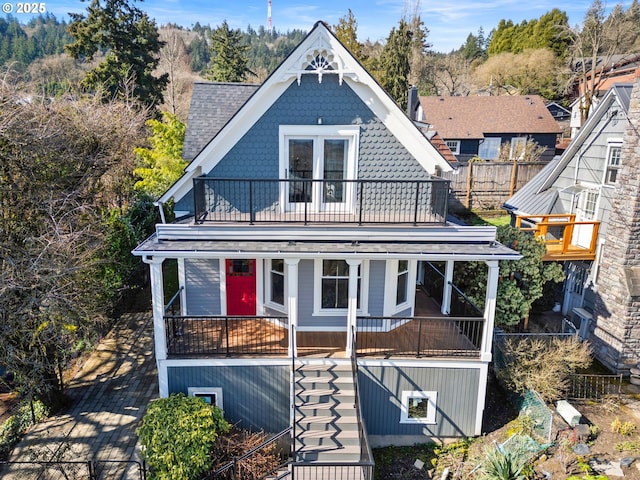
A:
280 125 360 213
265 259 286 311
188 387 224 411
313 259 369 315
581 190 599 219
400 391 437 424
604 140 622 185
445 140 460 155
478 137 501 160
384 260 416 316
509 137 527 160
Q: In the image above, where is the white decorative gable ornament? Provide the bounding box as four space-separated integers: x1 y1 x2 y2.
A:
280 26 360 85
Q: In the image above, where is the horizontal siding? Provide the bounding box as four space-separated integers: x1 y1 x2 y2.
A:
167 365 289 433
368 261 386 316
359 365 480 437
185 259 221 315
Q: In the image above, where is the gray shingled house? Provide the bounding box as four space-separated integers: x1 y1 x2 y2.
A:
133 22 520 475
504 75 640 374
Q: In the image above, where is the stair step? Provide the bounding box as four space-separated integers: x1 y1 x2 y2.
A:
296 436 361 449
296 415 359 428
297 428 361 440
296 450 362 463
296 387 355 396
297 363 353 372
296 375 354 384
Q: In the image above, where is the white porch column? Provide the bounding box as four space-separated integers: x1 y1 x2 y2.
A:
480 260 500 362
441 260 454 315
346 259 362 357
285 258 300 357
177 258 186 315
145 256 168 397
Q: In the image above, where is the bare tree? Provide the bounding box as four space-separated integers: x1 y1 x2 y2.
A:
158 28 194 119
0 75 147 406
568 0 640 121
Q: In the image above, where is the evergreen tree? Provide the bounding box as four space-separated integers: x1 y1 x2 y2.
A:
379 19 412 109
187 35 210 73
204 21 253 82
333 9 366 62
66 0 168 107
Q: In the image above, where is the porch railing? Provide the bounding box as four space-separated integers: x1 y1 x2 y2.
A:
193 177 450 225
164 316 288 357
356 316 484 358
515 214 600 260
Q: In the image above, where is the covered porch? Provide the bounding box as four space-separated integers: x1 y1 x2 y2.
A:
162 287 485 360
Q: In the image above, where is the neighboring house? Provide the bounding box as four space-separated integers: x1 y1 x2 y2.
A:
133 21 520 473
414 95 561 163
503 75 640 374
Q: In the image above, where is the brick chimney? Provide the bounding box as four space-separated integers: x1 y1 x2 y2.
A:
591 69 640 372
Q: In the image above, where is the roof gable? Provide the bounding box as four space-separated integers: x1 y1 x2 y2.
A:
538 83 633 192
419 95 562 140
160 21 452 204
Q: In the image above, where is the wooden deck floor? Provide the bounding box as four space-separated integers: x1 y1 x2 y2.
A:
167 290 482 360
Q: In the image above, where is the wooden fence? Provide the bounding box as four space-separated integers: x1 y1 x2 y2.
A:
441 161 547 212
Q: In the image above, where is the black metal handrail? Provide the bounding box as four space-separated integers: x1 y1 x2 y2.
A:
164 286 184 316
356 316 484 358
163 316 288 357
350 325 375 478
193 177 450 225
204 427 292 480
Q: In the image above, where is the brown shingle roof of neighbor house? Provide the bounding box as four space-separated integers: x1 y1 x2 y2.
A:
418 95 562 140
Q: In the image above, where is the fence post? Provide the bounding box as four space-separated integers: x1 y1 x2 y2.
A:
509 159 518 197
225 317 230 356
465 162 473 209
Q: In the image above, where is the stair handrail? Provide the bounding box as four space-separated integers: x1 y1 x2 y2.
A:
290 324 297 464
203 426 292 479
350 325 375 471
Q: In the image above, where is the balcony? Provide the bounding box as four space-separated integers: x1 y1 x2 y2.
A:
515 214 600 261
193 177 450 225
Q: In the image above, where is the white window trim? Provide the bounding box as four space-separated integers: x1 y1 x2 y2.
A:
445 140 460 155
264 259 287 313
313 259 369 316
400 390 437 424
188 387 224 411
279 125 360 213
383 259 417 316
603 139 623 187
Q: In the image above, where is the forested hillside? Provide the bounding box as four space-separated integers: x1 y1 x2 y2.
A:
0 14 72 66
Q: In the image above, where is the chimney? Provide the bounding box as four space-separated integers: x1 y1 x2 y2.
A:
407 86 419 120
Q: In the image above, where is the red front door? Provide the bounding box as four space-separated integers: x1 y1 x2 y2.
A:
225 259 256 316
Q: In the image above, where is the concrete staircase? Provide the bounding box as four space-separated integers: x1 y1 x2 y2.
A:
294 362 362 464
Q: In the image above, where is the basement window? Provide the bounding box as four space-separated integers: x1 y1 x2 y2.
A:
188 387 224 411
400 390 437 424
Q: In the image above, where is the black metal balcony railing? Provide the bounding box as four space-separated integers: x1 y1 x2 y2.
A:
356 316 484 358
165 316 289 357
193 177 450 225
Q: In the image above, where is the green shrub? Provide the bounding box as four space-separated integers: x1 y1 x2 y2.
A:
137 394 229 480
0 399 49 459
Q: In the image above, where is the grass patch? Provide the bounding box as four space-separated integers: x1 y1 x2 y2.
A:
456 211 511 227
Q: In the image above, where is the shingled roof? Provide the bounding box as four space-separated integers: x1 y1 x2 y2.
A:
419 95 562 140
182 82 260 161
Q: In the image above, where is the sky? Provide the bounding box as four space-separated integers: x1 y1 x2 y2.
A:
5 0 635 52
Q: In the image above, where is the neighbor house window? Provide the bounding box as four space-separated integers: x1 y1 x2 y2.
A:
445 140 460 155
280 126 360 212
478 137 501 160
188 387 224 411
509 137 527 160
605 142 622 185
582 190 598 219
400 391 437 424
265 259 286 310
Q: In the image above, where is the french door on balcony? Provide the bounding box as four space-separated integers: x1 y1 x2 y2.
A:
281 126 359 214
